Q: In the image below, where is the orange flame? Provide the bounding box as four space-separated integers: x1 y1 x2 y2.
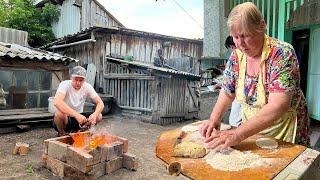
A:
70 132 115 150
70 132 90 148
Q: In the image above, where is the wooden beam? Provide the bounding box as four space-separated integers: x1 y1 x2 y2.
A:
272 0 277 37
267 0 271 35
0 109 49 116
160 113 185 118
104 74 155 80
0 60 69 71
119 105 152 113
187 83 197 108
0 113 53 121
278 0 286 40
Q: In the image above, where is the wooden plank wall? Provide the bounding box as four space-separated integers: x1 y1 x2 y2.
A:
104 62 153 112
109 34 202 74
57 38 108 91
286 0 320 28
104 62 200 125
153 76 187 125
81 0 123 30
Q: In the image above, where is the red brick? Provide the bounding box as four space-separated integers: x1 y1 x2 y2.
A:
87 161 106 178
87 146 102 165
113 136 128 153
64 164 93 180
101 141 123 161
45 155 68 178
43 135 72 154
47 140 69 162
41 154 48 167
123 153 138 171
105 156 123 174
66 146 93 173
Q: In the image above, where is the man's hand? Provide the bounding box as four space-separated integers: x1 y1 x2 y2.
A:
199 120 221 142
75 113 87 125
88 113 98 126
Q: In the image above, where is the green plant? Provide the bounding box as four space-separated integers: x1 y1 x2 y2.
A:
0 0 60 47
25 165 34 174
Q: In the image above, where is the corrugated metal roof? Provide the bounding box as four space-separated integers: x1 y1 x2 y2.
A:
106 56 201 79
0 42 78 63
41 26 203 49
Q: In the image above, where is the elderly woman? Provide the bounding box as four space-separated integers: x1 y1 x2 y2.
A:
200 2 309 150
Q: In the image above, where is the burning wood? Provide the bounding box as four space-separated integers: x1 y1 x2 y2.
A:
70 131 116 150
42 130 138 179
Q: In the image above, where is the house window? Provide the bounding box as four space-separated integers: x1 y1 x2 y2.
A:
0 69 52 109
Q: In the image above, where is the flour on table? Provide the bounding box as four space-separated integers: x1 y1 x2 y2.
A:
181 122 231 132
181 124 199 132
204 148 273 171
183 131 205 142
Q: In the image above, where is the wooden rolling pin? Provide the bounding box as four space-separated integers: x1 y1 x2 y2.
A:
166 161 181 176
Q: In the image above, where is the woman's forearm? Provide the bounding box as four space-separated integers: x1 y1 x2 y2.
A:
235 93 291 141
209 89 234 122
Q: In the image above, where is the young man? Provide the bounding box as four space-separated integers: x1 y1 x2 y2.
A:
53 66 104 136
225 36 242 127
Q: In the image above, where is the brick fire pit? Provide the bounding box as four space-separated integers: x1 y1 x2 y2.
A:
42 131 138 179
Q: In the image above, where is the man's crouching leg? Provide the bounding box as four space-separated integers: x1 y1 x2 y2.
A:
53 110 68 136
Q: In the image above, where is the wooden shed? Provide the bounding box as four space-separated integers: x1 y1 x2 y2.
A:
42 26 203 124
105 57 201 125
0 27 77 125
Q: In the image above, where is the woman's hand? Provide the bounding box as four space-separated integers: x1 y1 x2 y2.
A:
199 120 221 142
206 129 243 151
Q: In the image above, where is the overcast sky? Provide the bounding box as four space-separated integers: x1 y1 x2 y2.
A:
97 0 203 39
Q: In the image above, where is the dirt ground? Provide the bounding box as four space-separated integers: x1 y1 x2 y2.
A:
0 115 195 180
0 92 230 180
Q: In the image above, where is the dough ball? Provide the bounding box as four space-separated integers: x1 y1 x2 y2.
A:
173 141 207 158
256 137 278 149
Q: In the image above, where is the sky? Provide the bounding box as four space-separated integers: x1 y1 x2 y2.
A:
97 0 203 39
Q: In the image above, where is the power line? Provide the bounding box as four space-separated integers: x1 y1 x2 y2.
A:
169 0 203 29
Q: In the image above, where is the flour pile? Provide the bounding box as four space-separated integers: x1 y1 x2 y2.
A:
204 148 273 171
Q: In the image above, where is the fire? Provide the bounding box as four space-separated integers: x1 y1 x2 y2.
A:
70 132 90 148
70 132 115 150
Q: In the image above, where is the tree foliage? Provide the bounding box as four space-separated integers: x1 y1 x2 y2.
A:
0 0 60 47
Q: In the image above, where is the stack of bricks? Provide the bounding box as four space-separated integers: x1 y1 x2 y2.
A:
42 131 138 179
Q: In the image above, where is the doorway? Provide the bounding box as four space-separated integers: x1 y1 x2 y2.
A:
291 29 310 96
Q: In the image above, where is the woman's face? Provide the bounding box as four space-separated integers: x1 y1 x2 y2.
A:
231 23 264 58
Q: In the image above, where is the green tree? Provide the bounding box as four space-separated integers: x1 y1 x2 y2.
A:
0 0 60 47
